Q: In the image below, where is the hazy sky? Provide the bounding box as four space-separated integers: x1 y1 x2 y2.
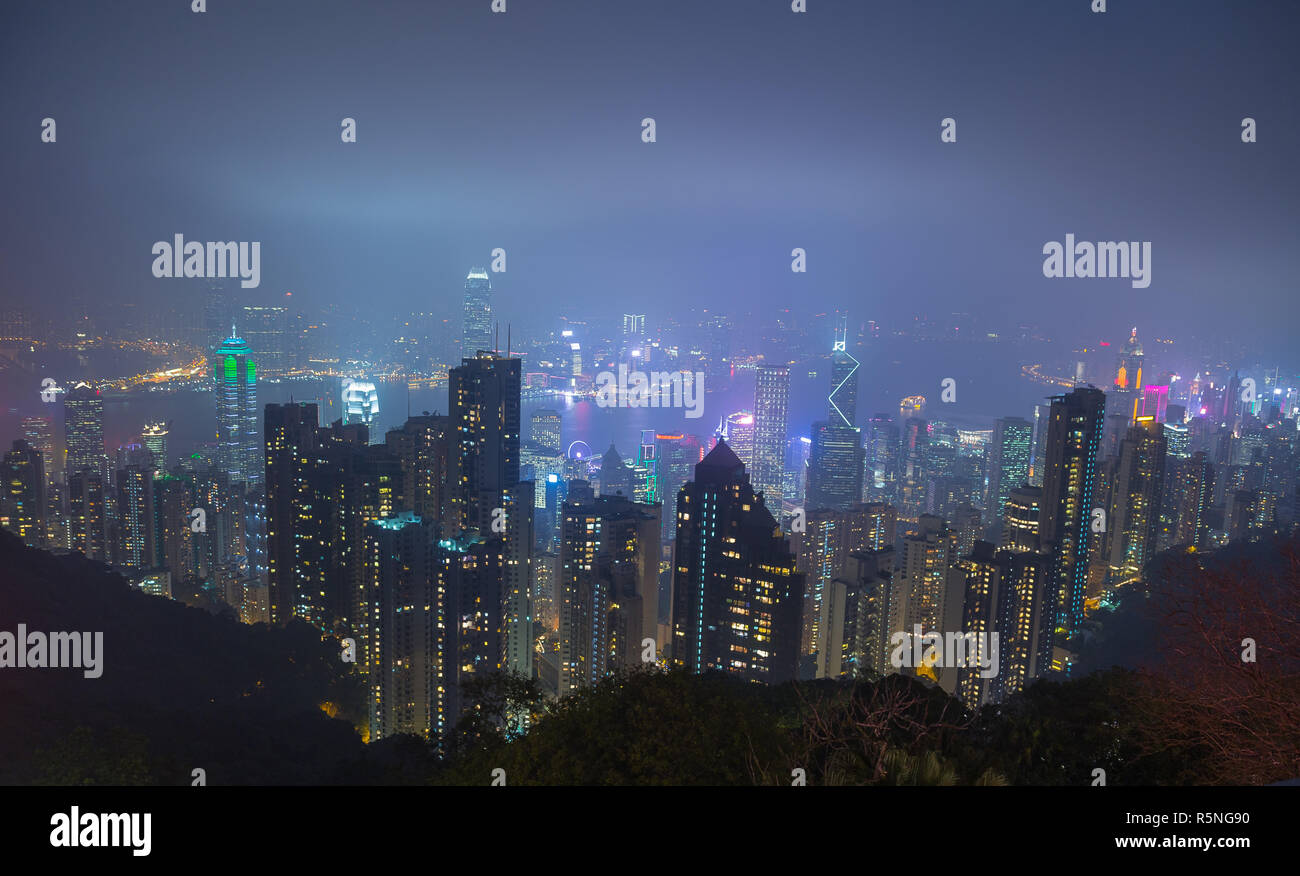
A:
2 0 1297 355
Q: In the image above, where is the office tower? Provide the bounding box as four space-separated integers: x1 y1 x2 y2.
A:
670 441 804 684
1028 403 1051 487
1002 485 1043 552
448 352 521 536
655 433 702 543
1106 417 1167 585
1039 386 1106 638
785 435 811 507
531 409 562 455
597 444 634 498
898 418 929 519
865 415 900 503
365 513 446 743
67 468 106 560
2 440 46 547
985 417 1032 524
341 379 381 426
829 315 859 428
115 463 157 570
632 431 659 504
989 549 1054 703
807 420 865 511
460 268 493 358
752 365 790 506
63 382 105 477
140 422 169 471
557 492 661 695
622 313 646 341
241 304 289 377
721 410 756 470
385 414 450 524
1163 422 1190 460
21 416 57 486
1114 327 1144 390
1141 384 1169 423
213 330 260 487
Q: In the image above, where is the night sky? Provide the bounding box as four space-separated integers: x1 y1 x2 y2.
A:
2 0 1297 354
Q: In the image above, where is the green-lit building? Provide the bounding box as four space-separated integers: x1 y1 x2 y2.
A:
213 328 259 486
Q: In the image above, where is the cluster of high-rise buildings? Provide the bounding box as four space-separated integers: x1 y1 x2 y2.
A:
4 292 1297 740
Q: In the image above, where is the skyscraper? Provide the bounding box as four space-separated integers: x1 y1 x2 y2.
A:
365 512 446 743
752 365 790 506
213 330 260 487
1002 485 1043 552
241 304 289 377
2 440 46 547
1039 386 1106 639
557 492 661 695
448 352 521 536
829 315 859 429
985 416 1032 525
670 441 804 684
140 422 169 471
342 379 380 426
460 269 493 358
807 420 864 511
530 409 562 456
722 410 755 469
1105 416 1166 585
63 382 105 477
115 463 158 570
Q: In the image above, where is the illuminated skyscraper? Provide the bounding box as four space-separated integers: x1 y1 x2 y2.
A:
752 365 790 505
63 382 104 477
448 351 521 536
342 379 380 426
1002 485 1043 552
985 416 1032 524
829 316 859 429
1039 386 1106 638
2 440 46 547
722 410 756 469
460 269 493 358
531 409 562 455
557 492 661 695
67 468 106 560
21 416 56 486
670 441 803 684
140 422 169 471
622 313 646 341
115 463 157 570
989 548 1054 703
213 330 259 486
1105 417 1166 585
365 512 446 743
